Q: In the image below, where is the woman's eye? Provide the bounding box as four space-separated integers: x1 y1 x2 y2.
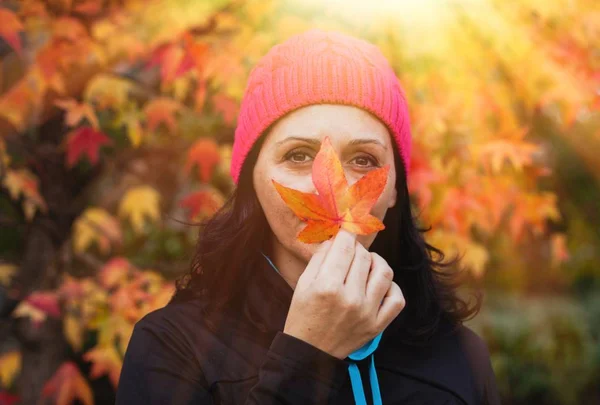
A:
284 151 379 167
286 151 311 163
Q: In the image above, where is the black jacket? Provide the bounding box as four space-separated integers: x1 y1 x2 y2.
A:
116 253 502 404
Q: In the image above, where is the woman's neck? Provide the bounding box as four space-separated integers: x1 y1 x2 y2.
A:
265 238 307 291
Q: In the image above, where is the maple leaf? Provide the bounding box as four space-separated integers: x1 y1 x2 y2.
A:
212 93 239 125
41 362 93 405
26 291 61 318
118 186 161 234
114 101 145 147
99 257 131 289
74 0 103 16
2 169 48 221
143 97 182 133
73 207 122 254
185 138 221 182
0 264 17 287
82 345 123 388
94 314 134 356
179 188 224 220
0 391 20 405
272 136 389 244
146 42 193 84
0 9 23 55
84 74 133 110
64 126 113 167
63 311 84 352
53 17 88 42
0 350 21 388
55 98 99 129
13 291 60 329
140 283 175 316
194 79 208 112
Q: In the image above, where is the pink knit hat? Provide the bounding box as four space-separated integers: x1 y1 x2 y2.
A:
230 28 412 185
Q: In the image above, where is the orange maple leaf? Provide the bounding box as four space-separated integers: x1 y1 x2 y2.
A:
55 98 100 129
42 362 93 405
143 97 182 133
185 138 221 182
0 9 23 55
272 136 389 244
82 345 123 388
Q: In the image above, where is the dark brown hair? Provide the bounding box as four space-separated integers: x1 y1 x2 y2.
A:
170 123 483 344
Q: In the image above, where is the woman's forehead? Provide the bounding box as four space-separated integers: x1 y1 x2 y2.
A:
265 104 392 147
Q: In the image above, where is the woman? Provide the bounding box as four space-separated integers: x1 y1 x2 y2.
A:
116 29 501 405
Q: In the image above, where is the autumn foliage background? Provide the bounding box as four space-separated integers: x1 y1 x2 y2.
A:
0 0 598 404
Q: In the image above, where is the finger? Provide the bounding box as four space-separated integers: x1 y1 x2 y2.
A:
376 282 405 330
343 242 371 299
301 239 333 281
365 253 394 312
319 228 357 285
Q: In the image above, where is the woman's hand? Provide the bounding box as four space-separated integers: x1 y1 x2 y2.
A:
283 229 406 360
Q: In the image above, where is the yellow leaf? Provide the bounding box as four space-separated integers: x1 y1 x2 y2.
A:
73 208 122 254
113 101 144 147
0 263 17 287
13 301 47 325
460 241 489 280
64 313 84 352
84 74 133 110
0 350 21 387
2 169 48 220
118 186 161 234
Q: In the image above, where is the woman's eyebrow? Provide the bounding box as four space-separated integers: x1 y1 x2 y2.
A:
276 136 387 150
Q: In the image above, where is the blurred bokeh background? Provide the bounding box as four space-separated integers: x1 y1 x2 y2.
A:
0 0 598 404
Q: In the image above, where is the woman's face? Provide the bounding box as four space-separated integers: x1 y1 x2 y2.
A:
253 104 398 264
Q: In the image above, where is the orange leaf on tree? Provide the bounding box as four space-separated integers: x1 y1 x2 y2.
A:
99 257 131 289
272 136 389 244
2 168 48 220
212 93 239 125
55 98 100 129
147 42 193 84
0 9 23 55
179 188 224 220
64 126 112 167
185 138 221 182
82 345 123 388
74 0 103 16
143 97 182 133
41 361 93 405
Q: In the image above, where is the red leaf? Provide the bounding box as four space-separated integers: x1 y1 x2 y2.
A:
0 392 20 405
65 126 112 167
179 189 224 220
25 291 61 318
